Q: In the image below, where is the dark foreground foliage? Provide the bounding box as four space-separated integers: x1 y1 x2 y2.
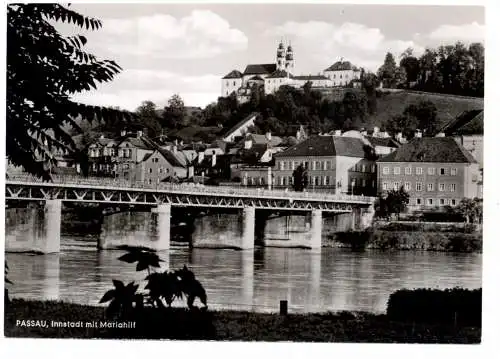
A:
387 288 482 327
5 298 480 343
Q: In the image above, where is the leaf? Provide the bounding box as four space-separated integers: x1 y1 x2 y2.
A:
112 279 124 290
118 252 138 264
136 260 149 272
99 289 116 303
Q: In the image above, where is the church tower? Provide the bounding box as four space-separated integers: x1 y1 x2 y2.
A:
285 42 294 74
276 40 285 70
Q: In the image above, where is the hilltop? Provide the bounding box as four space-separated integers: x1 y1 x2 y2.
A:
368 90 484 130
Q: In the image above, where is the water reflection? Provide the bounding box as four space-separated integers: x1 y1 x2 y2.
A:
5 237 482 313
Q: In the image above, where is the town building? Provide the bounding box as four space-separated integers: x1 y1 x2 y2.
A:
88 136 118 177
221 39 361 101
138 148 187 185
377 137 481 211
222 112 259 142
273 135 377 195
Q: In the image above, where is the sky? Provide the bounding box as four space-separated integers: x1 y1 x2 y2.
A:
56 3 485 111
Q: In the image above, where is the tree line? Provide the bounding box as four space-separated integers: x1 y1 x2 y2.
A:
377 42 484 97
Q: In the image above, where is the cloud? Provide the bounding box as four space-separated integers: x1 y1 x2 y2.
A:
267 21 421 72
427 22 484 43
58 10 248 60
71 69 220 110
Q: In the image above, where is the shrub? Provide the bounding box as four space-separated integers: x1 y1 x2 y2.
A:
386 288 481 327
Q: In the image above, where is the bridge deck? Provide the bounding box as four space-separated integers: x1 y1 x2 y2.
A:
5 174 374 212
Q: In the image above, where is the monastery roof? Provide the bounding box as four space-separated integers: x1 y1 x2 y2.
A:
324 61 359 72
243 64 277 75
267 69 292 78
222 70 243 79
293 75 329 81
275 135 368 158
379 137 477 164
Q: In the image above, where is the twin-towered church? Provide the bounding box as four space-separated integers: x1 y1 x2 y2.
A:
221 39 362 102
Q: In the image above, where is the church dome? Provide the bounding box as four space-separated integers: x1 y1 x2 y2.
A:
278 42 285 49
287 45 293 52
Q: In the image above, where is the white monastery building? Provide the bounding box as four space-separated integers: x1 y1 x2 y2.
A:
221 39 362 102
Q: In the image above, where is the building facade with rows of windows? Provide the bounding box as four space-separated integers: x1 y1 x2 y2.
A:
273 135 376 195
377 137 481 210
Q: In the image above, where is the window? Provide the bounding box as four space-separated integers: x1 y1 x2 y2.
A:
451 199 457 206
405 167 411 175
393 181 400 190
315 177 320 186
149 168 153 174
372 180 375 188
280 161 285 170
372 165 376 173
383 182 389 190
362 164 366 172
148 179 152 184
439 198 446 206
427 183 434 191
450 183 456 192
325 176 330 185
233 81 236 86
312 161 316 170
440 168 446 175
439 183 446 191
416 198 422 205
394 167 400 175
404 182 411 191
324 161 328 170
416 167 423 175
416 182 423 191
362 179 366 187
280 177 284 186
427 198 434 206
451 168 457 176
159 168 163 174
352 178 357 187
428 167 435 175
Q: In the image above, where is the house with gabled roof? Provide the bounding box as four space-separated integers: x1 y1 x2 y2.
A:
377 137 481 210
324 59 362 87
273 135 377 195
222 112 259 143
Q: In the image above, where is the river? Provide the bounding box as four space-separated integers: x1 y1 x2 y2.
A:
5 236 482 314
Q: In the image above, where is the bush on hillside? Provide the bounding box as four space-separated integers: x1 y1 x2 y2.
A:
386 288 481 327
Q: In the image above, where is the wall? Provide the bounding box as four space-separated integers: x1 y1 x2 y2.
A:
191 212 245 249
221 78 243 97
324 69 361 86
377 161 473 210
454 135 483 169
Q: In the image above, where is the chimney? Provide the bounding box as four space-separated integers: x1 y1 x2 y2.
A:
436 132 445 138
100 135 104 139
266 131 272 141
211 154 217 167
381 131 389 138
121 130 127 137
373 127 379 136
137 130 143 138
172 145 177 153
395 132 403 142
198 151 205 164
415 130 422 138
188 166 194 178
244 139 252 149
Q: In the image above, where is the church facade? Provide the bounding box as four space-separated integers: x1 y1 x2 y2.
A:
221 40 362 102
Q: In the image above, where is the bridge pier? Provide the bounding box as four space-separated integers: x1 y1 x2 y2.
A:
5 200 62 254
99 203 171 251
310 210 322 252
191 206 256 250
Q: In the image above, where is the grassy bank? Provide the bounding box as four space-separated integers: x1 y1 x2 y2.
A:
325 230 482 252
4 299 480 343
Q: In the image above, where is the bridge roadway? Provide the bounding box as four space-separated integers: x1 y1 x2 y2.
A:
5 174 375 212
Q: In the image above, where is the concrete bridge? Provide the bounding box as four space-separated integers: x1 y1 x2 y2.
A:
5 174 375 254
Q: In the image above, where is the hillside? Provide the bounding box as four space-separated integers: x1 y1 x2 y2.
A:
368 90 484 130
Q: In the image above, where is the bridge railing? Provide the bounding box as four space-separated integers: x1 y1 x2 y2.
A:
5 173 375 203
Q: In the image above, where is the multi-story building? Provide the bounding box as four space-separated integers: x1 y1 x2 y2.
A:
273 135 377 195
323 60 362 87
137 148 187 185
377 137 481 211
88 136 118 177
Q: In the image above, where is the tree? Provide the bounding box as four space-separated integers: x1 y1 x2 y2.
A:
136 101 161 138
162 94 186 129
383 186 410 219
456 198 482 224
377 52 397 88
406 100 438 136
292 164 308 191
7 4 132 179
400 47 420 85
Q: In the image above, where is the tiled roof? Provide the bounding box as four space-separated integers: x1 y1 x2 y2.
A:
266 69 292 78
378 137 477 163
120 136 154 150
246 133 283 147
249 75 265 81
243 64 277 75
223 112 259 139
293 75 329 80
365 136 400 148
222 70 243 79
324 61 357 71
157 148 186 168
440 109 483 136
274 135 367 158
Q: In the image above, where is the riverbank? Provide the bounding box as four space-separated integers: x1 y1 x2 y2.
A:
325 230 482 252
4 299 480 342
